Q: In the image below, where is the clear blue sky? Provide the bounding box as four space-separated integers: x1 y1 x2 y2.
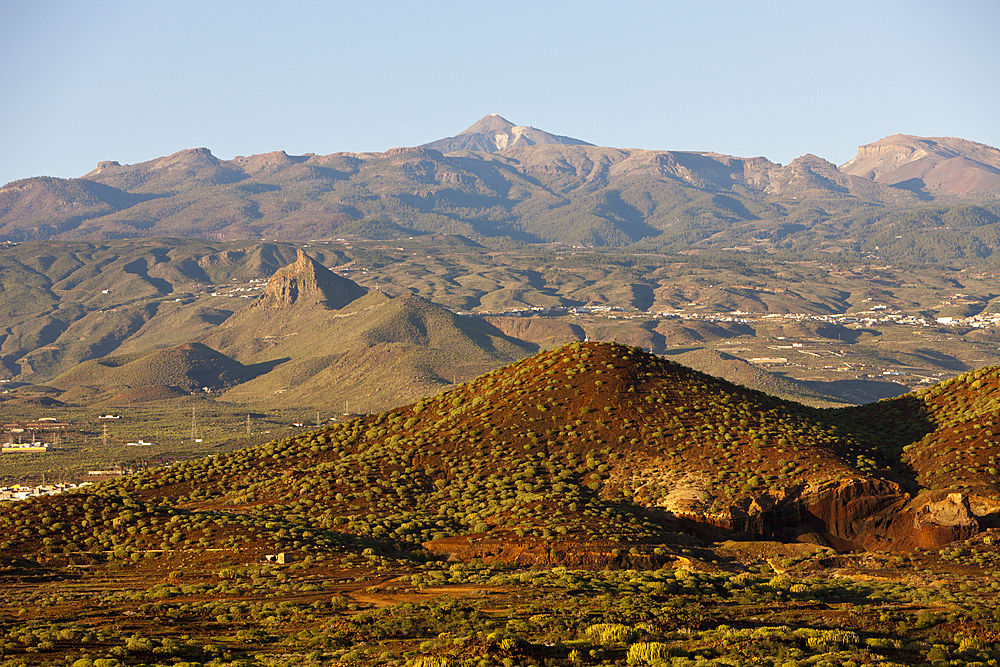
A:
2 0 998 187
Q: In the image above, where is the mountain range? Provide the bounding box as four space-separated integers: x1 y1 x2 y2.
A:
2 116 999 257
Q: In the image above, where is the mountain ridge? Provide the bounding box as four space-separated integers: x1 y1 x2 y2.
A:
840 134 1000 197
4 118 1000 250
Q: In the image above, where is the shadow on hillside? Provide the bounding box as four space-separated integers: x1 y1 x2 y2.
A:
658 346 702 357
799 378 910 404
812 324 880 344
812 393 936 492
456 318 541 360
910 348 968 372
243 357 291 381
122 258 174 294
888 178 933 201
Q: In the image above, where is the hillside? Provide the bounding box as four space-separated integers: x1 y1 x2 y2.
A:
210 291 539 413
0 238 298 382
8 342 999 564
3 341 1000 666
50 342 258 395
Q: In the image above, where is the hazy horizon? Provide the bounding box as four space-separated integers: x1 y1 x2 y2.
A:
2 0 998 187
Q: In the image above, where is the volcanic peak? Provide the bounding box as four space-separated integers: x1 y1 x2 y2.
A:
421 114 594 153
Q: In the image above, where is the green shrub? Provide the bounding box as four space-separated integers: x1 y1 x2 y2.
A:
586 623 641 645
627 641 672 665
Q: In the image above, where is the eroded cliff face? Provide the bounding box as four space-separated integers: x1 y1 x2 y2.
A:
423 475 997 568
839 136 934 180
662 479 997 552
839 134 1000 197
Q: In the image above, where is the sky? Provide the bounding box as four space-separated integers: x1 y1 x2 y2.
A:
2 0 998 187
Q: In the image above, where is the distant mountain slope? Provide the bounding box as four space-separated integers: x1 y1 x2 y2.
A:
211 290 539 412
421 114 593 153
840 134 1000 198
0 176 154 240
0 239 298 381
203 252 538 412
3 120 999 258
51 342 256 393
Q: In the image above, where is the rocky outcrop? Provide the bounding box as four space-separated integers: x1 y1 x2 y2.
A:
665 477 993 552
383 146 443 159
840 134 1000 197
908 492 990 548
252 249 367 310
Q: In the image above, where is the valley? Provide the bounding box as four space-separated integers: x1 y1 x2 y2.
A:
3 236 1000 485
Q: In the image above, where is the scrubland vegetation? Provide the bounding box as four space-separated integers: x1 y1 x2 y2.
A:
3 537 1000 666
2 342 1000 665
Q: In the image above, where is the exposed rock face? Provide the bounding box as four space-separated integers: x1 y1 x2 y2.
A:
383 147 444 159
665 478 992 551
840 134 1000 197
910 492 983 548
915 492 978 529
252 249 367 310
197 249 246 269
794 478 911 550
227 150 309 176
92 160 121 172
